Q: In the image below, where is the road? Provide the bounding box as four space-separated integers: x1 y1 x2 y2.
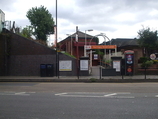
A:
0 82 158 119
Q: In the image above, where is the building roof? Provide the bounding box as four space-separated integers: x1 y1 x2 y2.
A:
100 38 139 47
59 30 97 43
70 30 94 39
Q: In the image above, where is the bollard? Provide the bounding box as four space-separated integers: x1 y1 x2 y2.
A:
144 66 147 80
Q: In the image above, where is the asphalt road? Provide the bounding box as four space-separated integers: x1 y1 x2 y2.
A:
0 82 158 119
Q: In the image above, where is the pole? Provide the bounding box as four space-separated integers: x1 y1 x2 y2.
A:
84 30 87 57
71 35 72 55
84 29 93 57
100 59 102 80
90 49 92 73
104 36 106 61
109 39 111 60
55 0 59 78
76 26 79 79
145 67 146 79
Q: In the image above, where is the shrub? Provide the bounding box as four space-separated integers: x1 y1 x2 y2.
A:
153 60 158 64
139 57 148 63
90 78 97 82
141 60 153 68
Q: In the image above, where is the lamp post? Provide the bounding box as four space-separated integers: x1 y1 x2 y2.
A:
76 26 79 79
88 36 97 70
100 33 107 60
84 29 93 57
55 0 58 78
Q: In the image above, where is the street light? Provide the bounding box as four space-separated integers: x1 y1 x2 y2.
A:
100 33 112 60
84 29 93 57
100 33 107 60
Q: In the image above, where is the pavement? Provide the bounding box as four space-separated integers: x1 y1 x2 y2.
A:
0 75 158 82
1 66 158 82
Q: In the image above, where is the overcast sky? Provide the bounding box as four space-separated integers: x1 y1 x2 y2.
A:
1 0 158 44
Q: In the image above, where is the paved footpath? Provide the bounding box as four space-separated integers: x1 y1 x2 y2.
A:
0 75 158 82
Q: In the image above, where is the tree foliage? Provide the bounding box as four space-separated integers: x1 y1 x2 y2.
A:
137 27 158 56
93 37 99 44
20 26 33 39
26 5 54 42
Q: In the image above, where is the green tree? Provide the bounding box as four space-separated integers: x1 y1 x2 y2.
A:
93 37 99 44
20 26 33 39
26 5 54 42
137 27 158 57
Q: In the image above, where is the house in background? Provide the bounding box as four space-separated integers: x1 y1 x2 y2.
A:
114 38 141 55
59 33 143 69
58 31 99 65
0 9 5 33
101 38 141 59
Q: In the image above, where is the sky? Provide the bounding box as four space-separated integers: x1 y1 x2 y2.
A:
1 0 158 44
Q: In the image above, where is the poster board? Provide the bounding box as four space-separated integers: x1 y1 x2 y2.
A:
93 54 98 60
80 60 88 71
113 60 120 72
59 60 72 71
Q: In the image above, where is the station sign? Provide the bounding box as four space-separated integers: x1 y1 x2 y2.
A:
85 45 117 50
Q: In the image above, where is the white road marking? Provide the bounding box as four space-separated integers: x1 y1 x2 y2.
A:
104 93 117 97
55 92 118 98
15 92 30 96
116 96 135 99
116 92 131 94
54 92 137 99
0 92 30 96
55 93 67 96
155 95 158 97
60 95 105 98
15 92 26 95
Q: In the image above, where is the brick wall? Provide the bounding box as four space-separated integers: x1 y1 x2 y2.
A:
0 34 5 75
1 29 78 76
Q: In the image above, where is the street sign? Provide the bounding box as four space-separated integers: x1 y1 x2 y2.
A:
85 45 117 49
150 54 156 60
85 45 91 50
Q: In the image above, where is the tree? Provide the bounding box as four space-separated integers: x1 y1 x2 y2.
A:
26 5 54 42
137 27 158 57
93 37 99 44
20 26 33 39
